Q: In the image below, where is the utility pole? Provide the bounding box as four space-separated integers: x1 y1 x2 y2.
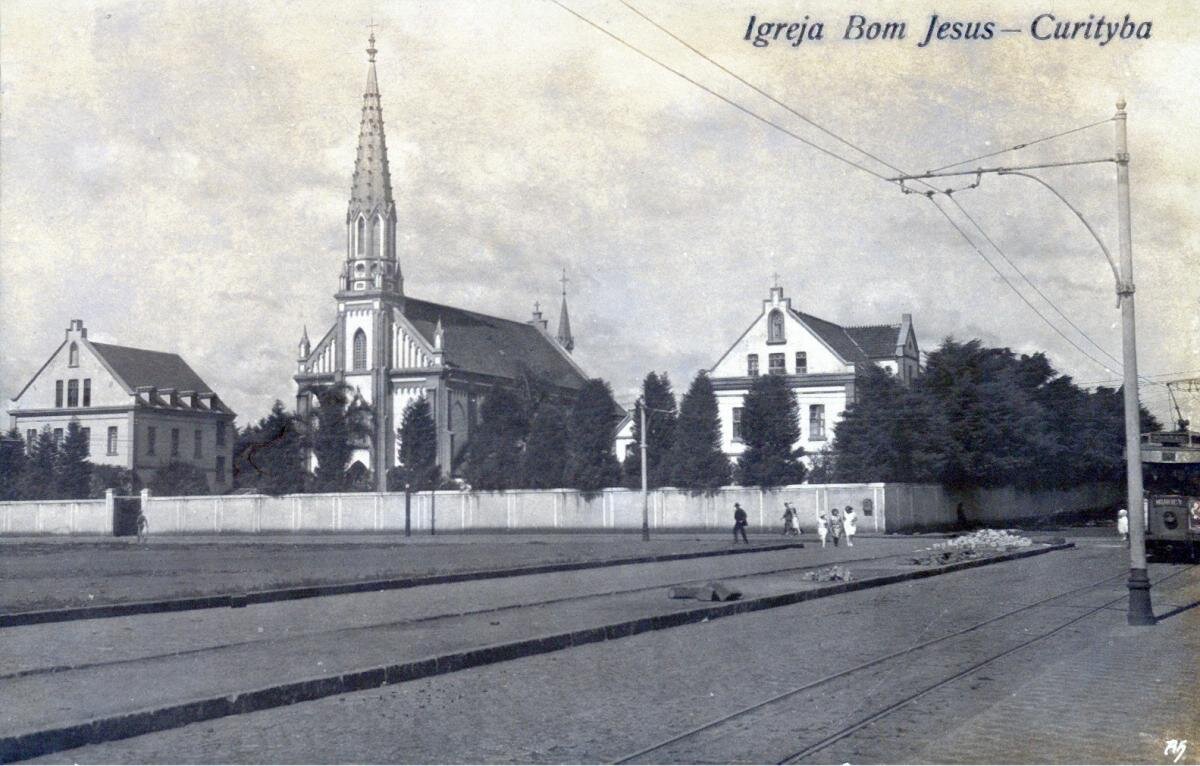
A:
1115 97 1154 625
640 400 650 541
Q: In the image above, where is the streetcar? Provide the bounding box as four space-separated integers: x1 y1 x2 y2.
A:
1141 429 1200 561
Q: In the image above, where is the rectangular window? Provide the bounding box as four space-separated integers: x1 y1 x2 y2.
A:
768 353 786 375
795 352 807 375
747 354 759 377
216 421 226 447
53 428 64 445
83 379 91 407
107 426 118 456
171 428 180 457
215 455 226 483
67 379 79 407
147 426 157 455
194 429 203 459
809 404 826 441
732 407 744 442
55 380 64 408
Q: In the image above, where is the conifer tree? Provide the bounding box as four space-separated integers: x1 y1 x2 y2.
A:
522 403 570 489
737 373 806 487
0 428 26 501
20 427 58 500
54 420 93 499
149 461 211 496
234 401 307 495
668 371 731 492
621 372 677 489
310 384 371 491
392 396 439 490
463 388 529 490
563 379 622 492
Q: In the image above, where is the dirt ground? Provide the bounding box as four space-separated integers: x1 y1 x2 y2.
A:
0 533 790 613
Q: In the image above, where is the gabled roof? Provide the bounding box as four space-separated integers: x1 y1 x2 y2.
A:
90 342 215 395
792 311 875 366
844 324 902 359
402 297 588 390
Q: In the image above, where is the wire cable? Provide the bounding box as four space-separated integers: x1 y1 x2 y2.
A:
927 118 1114 174
549 0 894 183
924 196 1122 376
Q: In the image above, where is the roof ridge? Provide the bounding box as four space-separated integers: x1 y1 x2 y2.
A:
406 295 536 331
89 340 182 357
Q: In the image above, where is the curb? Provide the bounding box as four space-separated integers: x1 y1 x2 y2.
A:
0 542 804 628
0 542 1071 763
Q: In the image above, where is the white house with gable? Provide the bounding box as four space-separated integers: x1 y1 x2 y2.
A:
709 285 920 462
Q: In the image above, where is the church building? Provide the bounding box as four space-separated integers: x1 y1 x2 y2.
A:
294 35 587 489
709 284 920 461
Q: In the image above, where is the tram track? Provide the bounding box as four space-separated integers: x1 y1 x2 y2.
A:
613 564 1196 765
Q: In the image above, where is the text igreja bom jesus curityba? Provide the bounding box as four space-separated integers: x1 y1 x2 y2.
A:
743 13 1153 48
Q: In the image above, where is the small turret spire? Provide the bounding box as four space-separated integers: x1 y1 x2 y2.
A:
298 325 311 359
556 269 574 353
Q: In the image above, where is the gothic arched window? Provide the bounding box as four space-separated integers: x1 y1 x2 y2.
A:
374 216 384 258
356 216 366 256
68 342 79 367
352 329 367 370
768 310 785 343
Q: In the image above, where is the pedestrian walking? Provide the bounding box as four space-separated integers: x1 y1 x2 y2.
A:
816 510 829 548
843 505 858 547
1117 508 1129 543
782 503 799 536
829 508 844 547
733 502 749 544
135 512 149 545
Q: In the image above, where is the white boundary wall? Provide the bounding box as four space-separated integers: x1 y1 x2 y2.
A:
0 482 1120 536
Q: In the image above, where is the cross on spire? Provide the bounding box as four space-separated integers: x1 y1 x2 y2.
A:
366 21 378 62
560 268 570 297
771 272 781 288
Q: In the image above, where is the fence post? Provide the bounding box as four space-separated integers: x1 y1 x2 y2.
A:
105 489 114 535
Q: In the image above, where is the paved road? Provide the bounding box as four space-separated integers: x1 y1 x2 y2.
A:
22 538 1194 764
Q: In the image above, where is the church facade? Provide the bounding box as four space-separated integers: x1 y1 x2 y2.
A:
709 285 919 461
294 35 586 489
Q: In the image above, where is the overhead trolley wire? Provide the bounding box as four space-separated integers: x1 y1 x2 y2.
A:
926 117 1115 174
548 0 894 184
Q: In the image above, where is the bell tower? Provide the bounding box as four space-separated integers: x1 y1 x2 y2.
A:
339 32 402 299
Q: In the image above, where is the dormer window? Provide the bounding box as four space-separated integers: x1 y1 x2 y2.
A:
767 310 785 344
68 342 79 367
352 329 367 370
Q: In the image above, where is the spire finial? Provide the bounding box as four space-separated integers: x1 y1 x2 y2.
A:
771 271 781 288
560 268 570 297
367 22 378 63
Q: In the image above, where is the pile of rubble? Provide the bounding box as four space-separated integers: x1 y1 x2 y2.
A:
803 565 853 582
909 529 1034 566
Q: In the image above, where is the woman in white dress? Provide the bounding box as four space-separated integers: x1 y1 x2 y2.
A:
843 505 858 547
815 510 829 548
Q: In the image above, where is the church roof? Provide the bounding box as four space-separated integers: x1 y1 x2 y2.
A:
403 297 587 390
844 324 903 359
90 342 217 396
792 311 875 366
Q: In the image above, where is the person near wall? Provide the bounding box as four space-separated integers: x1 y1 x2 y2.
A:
782 503 799 536
956 502 967 529
843 505 858 547
828 508 844 547
1117 508 1129 543
816 509 829 548
733 502 749 544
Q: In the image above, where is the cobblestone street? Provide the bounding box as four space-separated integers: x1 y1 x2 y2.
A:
19 538 1195 764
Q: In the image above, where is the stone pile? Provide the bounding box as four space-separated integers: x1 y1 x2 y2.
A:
803 565 853 582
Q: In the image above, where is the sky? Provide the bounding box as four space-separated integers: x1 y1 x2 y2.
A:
2 0 1198 428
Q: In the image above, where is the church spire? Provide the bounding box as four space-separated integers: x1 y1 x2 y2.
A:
341 30 401 296
556 269 574 353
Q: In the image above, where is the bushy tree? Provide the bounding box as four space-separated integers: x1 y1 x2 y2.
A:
391 396 439 491
0 429 27 501
149 460 211 496
234 401 307 495
736 373 807 487
463 388 529 490
310 384 372 491
563 379 622 492
668 372 731 492
522 403 570 489
832 366 944 483
89 465 138 498
54 420 93 499
19 428 58 500
622 372 677 489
